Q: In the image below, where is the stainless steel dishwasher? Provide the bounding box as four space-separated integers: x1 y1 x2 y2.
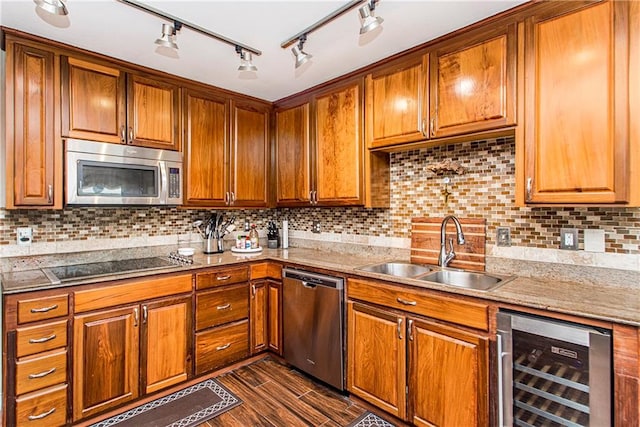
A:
282 268 345 390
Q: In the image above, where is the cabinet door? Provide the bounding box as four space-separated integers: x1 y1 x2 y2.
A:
366 55 428 148
141 296 192 395
183 88 229 207
249 280 268 354
73 306 139 421
127 74 180 150
230 100 270 207
267 279 282 355
6 41 59 207
347 302 406 419
61 56 126 144
408 318 488 427
275 103 312 206
520 1 629 204
430 24 516 138
314 81 364 205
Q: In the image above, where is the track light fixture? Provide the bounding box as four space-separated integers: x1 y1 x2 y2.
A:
281 0 383 68
292 36 312 69
359 0 384 35
33 0 68 16
155 22 180 50
117 0 261 69
236 46 258 72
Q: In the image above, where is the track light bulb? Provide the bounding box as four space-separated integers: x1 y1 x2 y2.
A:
359 1 383 35
238 50 258 72
292 39 312 69
33 0 68 15
155 23 179 50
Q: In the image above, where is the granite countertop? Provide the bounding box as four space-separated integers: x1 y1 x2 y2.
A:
2 247 639 327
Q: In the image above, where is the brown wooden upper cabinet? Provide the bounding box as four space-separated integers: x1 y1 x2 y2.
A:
61 56 180 150
313 80 365 206
183 91 269 208
274 102 312 206
183 88 229 207
517 0 633 205
365 54 428 149
5 37 63 209
366 24 516 149
430 23 516 139
276 80 383 207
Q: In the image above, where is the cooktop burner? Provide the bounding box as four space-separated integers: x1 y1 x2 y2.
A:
45 257 179 283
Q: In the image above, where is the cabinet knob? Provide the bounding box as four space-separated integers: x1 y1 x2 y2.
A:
408 319 414 341
421 119 428 138
128 127 134 143
216 303 231 310
120 125 126 143
28 367 56 379
47 185 53 203
133 307 139 327
397 318 403 340
216 343 231 351
430 117 436 137
526 177 533 202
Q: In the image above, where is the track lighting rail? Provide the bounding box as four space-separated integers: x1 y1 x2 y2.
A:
280 0 366 49
117 0 262 56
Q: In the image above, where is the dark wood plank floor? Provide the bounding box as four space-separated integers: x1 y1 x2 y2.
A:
199 357 395 427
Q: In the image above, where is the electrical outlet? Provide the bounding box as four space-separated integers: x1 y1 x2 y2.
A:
560 228 579 250
496 227 511 246
312 221 321 234
17 227 33 246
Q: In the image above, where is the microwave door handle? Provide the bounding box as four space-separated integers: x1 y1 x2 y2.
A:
159 161 168 203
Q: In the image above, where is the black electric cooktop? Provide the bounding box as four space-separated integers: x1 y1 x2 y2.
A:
45 257 178 283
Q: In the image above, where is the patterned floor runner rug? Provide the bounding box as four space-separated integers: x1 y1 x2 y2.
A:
90 378 242 427
347 411 397 427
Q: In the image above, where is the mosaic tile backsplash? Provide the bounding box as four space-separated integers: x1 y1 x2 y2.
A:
1 137 639 254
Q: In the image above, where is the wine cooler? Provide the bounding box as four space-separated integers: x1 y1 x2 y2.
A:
497 311 611 426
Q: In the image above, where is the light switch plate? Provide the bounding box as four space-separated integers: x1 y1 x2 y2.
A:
496 227 511 246
560 228 578 250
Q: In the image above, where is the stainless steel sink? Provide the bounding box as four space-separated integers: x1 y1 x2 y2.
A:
357 262 432 278
418 270 508 291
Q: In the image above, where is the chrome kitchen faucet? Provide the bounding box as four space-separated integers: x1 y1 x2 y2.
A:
439 215 465 267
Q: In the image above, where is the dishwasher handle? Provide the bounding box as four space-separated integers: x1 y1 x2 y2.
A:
302 281 317 289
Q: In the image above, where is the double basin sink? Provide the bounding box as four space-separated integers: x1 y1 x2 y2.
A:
356 261 512 292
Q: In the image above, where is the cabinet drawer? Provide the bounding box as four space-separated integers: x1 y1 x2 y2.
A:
16 321 67 358
16 349 67 395
347 278 489 331
17 294 68 324
196 283 248 330
195 320 248 375
15 383 67 427
196 266 249 290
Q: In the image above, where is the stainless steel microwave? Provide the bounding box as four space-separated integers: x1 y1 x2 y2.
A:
65 139 183 206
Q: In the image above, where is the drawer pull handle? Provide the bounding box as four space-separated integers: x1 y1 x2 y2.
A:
28 407 56 420
216 275 231 280
28 367 56 379
216 343 231 351
30 304 58 313
216 303 231 310
397 298 417 306
29 334 56 344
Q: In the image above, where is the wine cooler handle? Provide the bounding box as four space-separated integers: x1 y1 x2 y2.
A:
496 330 512 427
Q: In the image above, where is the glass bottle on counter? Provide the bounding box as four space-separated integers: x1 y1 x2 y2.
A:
249 224 259 249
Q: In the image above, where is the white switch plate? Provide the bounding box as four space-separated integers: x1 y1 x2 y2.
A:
584 229 605 252
16 227 32 245
560 228 578 250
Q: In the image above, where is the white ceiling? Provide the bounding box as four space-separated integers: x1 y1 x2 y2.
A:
0 0 527 101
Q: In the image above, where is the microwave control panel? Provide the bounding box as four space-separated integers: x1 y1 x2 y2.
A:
169 167 181 198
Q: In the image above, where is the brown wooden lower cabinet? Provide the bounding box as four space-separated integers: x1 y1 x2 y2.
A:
72 295 192 421
347 300 488 427
195 320 249 375
15 383 67 427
